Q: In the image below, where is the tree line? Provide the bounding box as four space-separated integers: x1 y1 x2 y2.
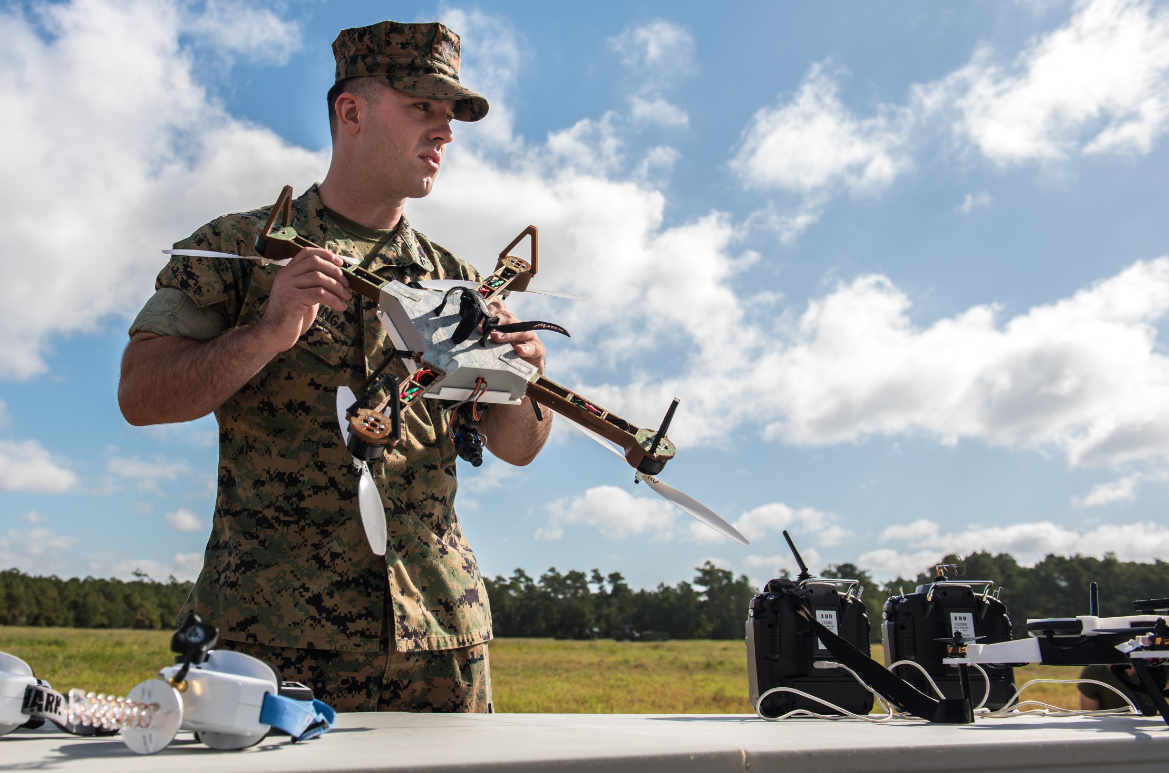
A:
0 569 192 630
3 552 1168 637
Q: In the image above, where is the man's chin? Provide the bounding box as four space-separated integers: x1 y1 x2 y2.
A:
407 177 438 199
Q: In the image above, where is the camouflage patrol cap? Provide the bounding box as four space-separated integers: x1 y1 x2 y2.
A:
332 21 489 122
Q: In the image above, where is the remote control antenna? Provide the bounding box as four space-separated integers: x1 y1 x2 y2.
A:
648 398 680 456
1090 581 1100 616
783 529 812 583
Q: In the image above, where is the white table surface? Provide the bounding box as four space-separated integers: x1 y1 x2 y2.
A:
3 711 1169 772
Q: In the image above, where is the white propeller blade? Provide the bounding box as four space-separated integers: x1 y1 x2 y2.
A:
336 386 354 445
564 418 625 458
523 288 588 301
335 387 387 557
417 279 586 301
358 467 387 557
163 248 291 266
637 472 749 546
163 249 360 266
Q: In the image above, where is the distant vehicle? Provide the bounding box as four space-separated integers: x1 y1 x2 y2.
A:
610 626 642 642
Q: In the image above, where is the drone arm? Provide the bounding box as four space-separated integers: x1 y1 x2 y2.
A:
495 226 538 293
525 376 676 473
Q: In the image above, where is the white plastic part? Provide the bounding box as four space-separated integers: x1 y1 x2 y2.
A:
636 473 750 546
952 637 1042 664
158 650 277 750
120 679 183 755
0 652 36 735
358 465 388 557
336 387 388 557
423 386 523 404
336 386 354 446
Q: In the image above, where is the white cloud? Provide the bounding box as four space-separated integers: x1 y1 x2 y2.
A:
0 399 8 428
629 95 689 128
0 0 327 379
184 0 301 65
730 63 912 196
86 549 203 582
686 501 849 547
609 20 696 131
743 549 823 579
609 19 698 87
107 452 192 494
0 527 80 576
931 0 1169 164
957 191 992 213
758 259 1169 469
860 517 1169 578
0 439 78 492
165 507 204 532
539 485 679 541
1074 470 1169 506
460 459 524 495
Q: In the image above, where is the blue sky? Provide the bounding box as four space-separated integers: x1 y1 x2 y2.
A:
4 0 1169 590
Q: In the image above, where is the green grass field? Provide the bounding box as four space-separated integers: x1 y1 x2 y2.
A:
0 627 1083 713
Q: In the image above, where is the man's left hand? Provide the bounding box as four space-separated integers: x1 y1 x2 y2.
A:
486 301 545 374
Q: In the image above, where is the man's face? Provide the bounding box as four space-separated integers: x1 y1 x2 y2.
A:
360 85 455 200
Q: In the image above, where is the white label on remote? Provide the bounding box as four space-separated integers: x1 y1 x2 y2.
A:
816 609 839 650
950 612 975 641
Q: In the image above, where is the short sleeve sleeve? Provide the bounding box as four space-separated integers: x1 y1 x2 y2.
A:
128 287 232 340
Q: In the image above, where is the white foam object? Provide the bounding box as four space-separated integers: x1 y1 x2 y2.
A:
153 650 278 751
0 653 36 736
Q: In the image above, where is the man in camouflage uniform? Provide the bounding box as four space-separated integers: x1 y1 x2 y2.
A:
117 21 551 712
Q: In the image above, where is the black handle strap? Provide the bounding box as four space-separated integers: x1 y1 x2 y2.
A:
788 597 973 723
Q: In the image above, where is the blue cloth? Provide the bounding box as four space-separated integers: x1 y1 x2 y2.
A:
259 693 337 742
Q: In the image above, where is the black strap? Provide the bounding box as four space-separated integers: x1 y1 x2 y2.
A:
492 321 570 337
788 598 973 723
1129 661 1169 726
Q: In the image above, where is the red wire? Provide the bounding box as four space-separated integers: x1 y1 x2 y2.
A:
471 378 487 421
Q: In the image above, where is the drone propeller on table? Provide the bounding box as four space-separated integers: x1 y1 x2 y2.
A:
335 386 387 557
566 421 749 546
417 278 587 302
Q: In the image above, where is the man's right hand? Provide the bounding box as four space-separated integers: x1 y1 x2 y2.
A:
255 247 353 353
119 247 354 426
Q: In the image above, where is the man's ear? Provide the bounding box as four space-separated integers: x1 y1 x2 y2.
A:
334 93 364 136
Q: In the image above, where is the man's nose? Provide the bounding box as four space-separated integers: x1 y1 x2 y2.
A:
432 117 454 145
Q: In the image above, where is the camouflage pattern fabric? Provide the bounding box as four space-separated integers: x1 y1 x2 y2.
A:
155 184 492 654
332 21 489 122
216 639 492 713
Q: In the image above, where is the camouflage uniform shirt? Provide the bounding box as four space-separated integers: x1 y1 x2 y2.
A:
157 185 491 653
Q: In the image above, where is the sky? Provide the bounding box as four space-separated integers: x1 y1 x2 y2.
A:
4 0 1169 592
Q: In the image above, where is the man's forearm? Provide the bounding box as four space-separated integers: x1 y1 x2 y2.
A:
118 326 278 425
481 396 552 466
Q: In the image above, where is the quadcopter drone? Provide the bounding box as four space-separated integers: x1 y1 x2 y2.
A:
164 185 748 555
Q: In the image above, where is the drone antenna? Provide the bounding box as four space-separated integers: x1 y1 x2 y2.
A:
783 530 811 582
1090 581 1100 617
648 398 680 456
